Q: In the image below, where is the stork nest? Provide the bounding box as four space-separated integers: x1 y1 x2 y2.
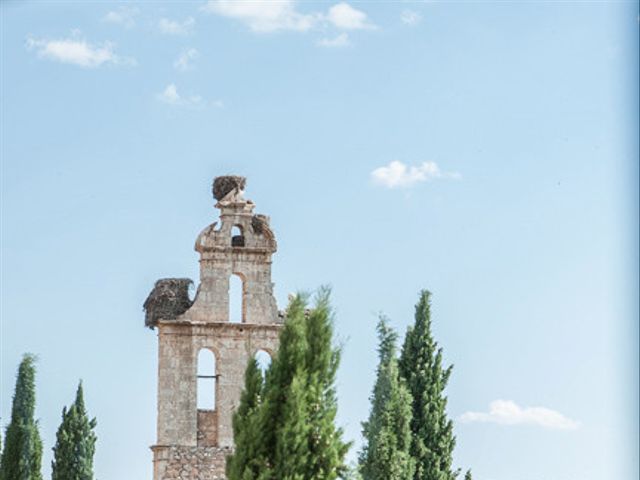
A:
212 176 246 201
251 214 274 239
143 278 194 328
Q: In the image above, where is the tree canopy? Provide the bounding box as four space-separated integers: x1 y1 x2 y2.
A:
51 382 97 480
0 353 43 480
359 317 414 480
227 289 350 480
399 290 458 480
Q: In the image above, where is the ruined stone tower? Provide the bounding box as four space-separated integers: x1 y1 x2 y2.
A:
144 176 282 480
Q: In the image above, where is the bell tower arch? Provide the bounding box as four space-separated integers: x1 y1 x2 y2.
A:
144 176 282 480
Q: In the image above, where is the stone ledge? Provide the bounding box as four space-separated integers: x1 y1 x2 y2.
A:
157 321 283 334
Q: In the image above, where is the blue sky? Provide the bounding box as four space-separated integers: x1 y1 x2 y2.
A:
1 1 638 479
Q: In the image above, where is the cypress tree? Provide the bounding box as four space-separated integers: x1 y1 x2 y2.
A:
226 358 265 480
230 291 349 480
0 353 43 480
273 374 310 480
303 288 350 480
51 382 97 480
399 290 457 480
359 317 414 480
259 294 310 480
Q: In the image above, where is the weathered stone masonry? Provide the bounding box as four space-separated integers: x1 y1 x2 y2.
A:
145 177 282 480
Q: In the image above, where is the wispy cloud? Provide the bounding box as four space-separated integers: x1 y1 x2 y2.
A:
26 35 135 68
202 1 374 34
103 6 139 29
174 48 199 71
371 160 460 189
400 9 422 26
157 83 221 109
157 83 200 106
317 33 350 48
327 3 375 30
158 17 195 35
201 0 318 33
459 400 580 430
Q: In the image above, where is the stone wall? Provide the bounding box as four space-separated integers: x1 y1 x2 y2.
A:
152 446 230 480
156 322 280 448
197 410 218 447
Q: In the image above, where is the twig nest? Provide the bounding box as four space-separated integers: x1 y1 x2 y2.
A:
143 278 194 328
212 176 246 201
251 214 269 235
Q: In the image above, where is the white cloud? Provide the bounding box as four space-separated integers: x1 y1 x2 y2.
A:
371 160 460 188
157 83 199 106
158 83 182 104
103 6 139 28
26 36 135 68
202 1 374 34
459 400 580 430
317 33 350 48
201 0 318 33
174 48 199 71
157 83 221 109
327 3 375 30
400 9 422 26
158 17 195 35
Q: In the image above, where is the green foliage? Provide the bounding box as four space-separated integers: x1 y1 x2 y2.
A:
359 317 414 480
226 359 266 480
302 288 350 479
228 288 349 480
51 382 97 480
464 470 472 480
254 294 309 480
0 354 43 480
399 290 458 480
339 463 363 480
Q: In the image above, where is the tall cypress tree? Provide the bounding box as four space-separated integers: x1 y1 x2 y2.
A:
303 288 350 480
51 382 97 480
230 291 349 480
0 353 43 480
399 290 457 480
274 374 311 480
359 317 414 480
226 359 265 480
259 294 310 480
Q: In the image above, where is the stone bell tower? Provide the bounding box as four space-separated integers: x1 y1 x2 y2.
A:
144 176 282 480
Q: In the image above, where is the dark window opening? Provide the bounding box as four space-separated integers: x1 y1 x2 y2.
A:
231 225 245 247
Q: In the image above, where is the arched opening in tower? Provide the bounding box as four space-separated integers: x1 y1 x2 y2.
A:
255 349 272 378
229 274 245 323
197 348 216 410
231 225 245 247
